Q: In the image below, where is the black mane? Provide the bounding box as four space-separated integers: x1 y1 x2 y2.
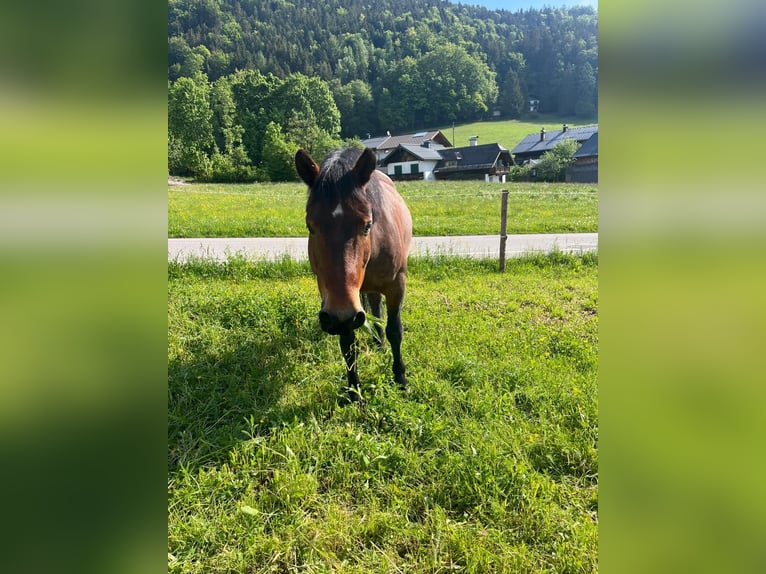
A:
308 147 371 211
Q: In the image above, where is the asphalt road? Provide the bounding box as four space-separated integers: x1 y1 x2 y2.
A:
168 233 598 262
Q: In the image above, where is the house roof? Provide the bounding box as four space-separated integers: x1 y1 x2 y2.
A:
511 125 598 157
436 142 513 170
363 135 390 150
573 132 598 158
362 130 452 151
381 143 446 163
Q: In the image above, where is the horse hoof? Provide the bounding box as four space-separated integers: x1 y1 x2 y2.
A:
338 388 362 406
395 375 408 389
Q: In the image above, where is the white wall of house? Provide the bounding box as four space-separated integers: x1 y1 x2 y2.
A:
386 160 439 180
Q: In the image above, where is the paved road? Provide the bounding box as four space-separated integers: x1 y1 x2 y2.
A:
168 233 597 262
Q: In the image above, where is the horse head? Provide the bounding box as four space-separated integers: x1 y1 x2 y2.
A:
296 147 377 335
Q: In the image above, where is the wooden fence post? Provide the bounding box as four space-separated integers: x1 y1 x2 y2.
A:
499 189 509 272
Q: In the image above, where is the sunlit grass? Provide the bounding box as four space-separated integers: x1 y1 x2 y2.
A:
168 180 597 237
168 252 598 572
438 114 598 150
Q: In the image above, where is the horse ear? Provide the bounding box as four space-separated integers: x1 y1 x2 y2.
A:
352 148 377 187
295 149 320 187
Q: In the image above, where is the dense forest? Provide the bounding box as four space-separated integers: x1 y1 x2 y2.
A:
168 0 597 180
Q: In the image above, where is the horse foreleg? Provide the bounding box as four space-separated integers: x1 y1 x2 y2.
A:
338 331 361 402
385 288 408 389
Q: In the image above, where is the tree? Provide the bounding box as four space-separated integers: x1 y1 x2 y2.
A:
205 49 230 80
167 72 214 175
499 69 525 118
266 74 340 138
415 44 498 125
332 79 377 138
229 69 281 166
228 70 339 167
167 2 598 127
206 76 254 182
557 64 577 116
374 57 420 131
574 62 597 118
262 122 299 181
374 45 497 132
535 139 580 182
209 76 237 154
168 36 191 81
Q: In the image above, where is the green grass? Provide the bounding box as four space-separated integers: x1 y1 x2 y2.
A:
168 252 598 573
168 180 597 237
438 115 598 150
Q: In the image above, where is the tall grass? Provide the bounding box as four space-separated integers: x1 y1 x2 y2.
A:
168 181 597 237
168 252 598 572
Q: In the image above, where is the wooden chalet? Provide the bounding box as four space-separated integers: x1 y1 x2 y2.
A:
566 132 598 183
433 141 514 182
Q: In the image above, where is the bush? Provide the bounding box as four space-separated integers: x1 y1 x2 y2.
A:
534 139 580 182
190 150 213 182
168 134 188 176
509 164 534 182
263 122 300 182
201 149 258 183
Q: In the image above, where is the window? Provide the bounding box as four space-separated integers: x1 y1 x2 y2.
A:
410 163 419 174
394 165 403 175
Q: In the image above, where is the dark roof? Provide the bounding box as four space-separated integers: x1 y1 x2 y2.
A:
363 136 390 150
381 143 446 163
511 125 598 157
362 130 452 151
573 132 598 158
436 142 512 170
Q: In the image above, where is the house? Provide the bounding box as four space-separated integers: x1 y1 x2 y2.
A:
379 140 447 181
566 132 598 183
433 140 514 182
361 130 452 163
379 137 515 182
511 124 598 165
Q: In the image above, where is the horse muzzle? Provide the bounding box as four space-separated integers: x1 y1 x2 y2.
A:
318 310 367 335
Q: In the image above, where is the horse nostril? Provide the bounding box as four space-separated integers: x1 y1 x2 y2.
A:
318 311 334 331
352 311 367 329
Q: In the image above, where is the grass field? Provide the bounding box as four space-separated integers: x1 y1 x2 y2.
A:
168 252 598 572
168 180 597 238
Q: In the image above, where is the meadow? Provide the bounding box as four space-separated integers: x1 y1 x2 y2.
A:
168 252 598 573
438 115 598 150
168 180 598 238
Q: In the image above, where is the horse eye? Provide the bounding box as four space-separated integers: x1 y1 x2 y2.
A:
362 221 372 236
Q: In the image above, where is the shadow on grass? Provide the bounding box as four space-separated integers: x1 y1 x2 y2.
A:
168 280 334 474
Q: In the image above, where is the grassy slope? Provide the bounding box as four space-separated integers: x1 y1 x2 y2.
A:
168 181 597 238
438 114 598 149
168 253 598 573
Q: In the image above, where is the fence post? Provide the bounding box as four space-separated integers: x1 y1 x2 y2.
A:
499 189 509 272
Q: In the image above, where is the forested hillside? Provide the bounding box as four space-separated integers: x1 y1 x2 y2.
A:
168 0 597 181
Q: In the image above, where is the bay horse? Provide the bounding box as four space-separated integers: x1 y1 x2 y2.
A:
295 147 412 403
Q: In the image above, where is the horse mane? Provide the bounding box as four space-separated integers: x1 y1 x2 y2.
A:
318 148 360 184
309 147 371 212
